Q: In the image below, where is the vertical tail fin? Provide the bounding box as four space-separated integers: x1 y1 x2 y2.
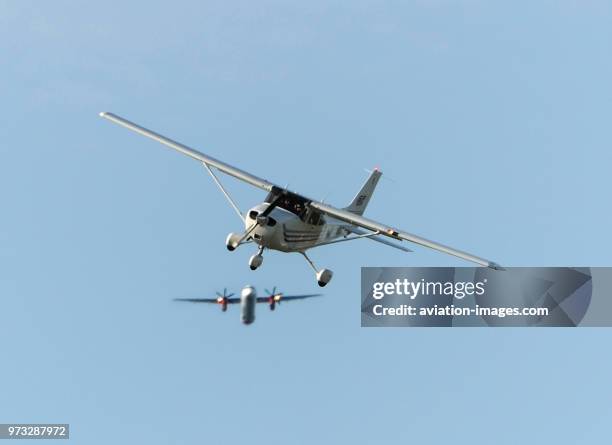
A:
344 168 382 215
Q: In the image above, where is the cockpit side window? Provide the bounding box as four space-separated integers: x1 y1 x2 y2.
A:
306 210 325 226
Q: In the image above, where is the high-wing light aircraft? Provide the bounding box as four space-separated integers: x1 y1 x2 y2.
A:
100 112 503 286
174 286 321 325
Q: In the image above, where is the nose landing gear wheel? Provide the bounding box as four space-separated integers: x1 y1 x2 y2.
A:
249 254 263 270
249 246 265 270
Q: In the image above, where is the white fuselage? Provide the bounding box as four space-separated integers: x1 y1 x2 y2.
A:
240 286 257 325
245 203 347 253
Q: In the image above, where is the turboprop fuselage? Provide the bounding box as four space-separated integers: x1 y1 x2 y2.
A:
240 285 257 325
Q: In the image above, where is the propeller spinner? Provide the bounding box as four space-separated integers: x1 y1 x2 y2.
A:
264 286 282 311
215 288 234 311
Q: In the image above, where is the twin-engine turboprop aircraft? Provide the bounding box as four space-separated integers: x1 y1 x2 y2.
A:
100 112 503 287
174 286 321 325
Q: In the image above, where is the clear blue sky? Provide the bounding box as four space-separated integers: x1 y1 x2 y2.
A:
2 1 611 443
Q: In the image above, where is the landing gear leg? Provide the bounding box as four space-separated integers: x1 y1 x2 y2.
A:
249 246 264 270
300 252 333 287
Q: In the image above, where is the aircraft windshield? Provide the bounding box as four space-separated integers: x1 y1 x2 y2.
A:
264 189 325 226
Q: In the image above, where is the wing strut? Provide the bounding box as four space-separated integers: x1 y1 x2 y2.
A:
202 162 244 221
315 230 381 246
310 201 503 270
314 229 412 252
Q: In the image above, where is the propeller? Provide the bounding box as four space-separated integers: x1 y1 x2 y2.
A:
234 190 287 246
215 288 234 311
256 191 286 224
215 288 234 299
265 286 282 311
265 286 280 298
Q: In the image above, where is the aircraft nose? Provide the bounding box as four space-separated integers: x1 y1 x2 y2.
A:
247 219 279 244
241 285 257 298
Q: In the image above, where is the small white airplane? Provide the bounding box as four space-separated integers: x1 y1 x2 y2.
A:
174 286 321 325
100 112 503 287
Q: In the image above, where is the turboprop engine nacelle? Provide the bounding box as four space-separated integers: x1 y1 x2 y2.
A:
226 232 242 251
216 296 228 312
268 294 282 311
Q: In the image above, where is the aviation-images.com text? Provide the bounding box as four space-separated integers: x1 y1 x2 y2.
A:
368 278 548 319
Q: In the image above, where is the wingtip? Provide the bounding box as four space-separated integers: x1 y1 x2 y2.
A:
99 111 107 117
489 262 506 271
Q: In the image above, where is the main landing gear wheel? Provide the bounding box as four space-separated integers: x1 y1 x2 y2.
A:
300 251 333 287
316 269 333 287
226 232 242 251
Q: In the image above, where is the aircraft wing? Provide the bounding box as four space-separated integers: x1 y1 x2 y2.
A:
346 226 413 253
174 297 240 304
310 201 503 270
99 112 276 192
256 294 322 303
100 112 501 269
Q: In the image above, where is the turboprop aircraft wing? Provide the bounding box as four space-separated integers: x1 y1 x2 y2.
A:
174 297 240 304
256 293 322 303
